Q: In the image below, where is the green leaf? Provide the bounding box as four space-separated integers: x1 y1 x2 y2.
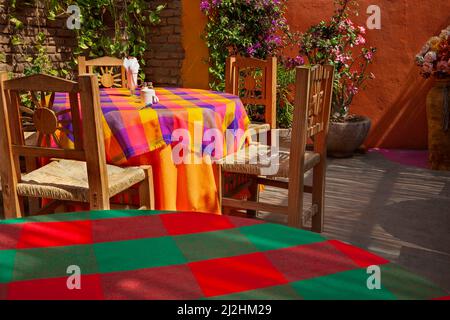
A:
11 35 22 45
9 17 23 29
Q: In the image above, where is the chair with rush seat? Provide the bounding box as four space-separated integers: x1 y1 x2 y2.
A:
0 72 154 219
219 65 335 232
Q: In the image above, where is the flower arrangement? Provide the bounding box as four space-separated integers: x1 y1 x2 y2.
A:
298 0 376 121
415 26 450 79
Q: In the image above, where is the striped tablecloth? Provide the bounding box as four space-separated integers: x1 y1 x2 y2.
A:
51 87 250 212
53 87 250 165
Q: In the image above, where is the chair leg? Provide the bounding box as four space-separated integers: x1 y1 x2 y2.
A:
311 161 326 233
139 166 155 210
287 170 304 229
28 198 40 215
247 178 259 217
218 166 232 215
1 188 22 219
219 166 224 213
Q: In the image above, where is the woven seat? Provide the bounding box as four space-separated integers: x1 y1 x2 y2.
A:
248 123 271 135
17 160 145 203
219 143 320 178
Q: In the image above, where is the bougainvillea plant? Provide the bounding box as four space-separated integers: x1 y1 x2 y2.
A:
200 0 290 91
201 0 301 127
415 26 450 79
299 0 376 121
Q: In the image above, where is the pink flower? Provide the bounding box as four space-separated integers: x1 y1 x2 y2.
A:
364 51 373 61
355 35 366 45
422 62 434 73
347 84 359 95
358 26 366 34
345 18 354 27
331 47 341 56
339 18 355 32
424 51 437 63
437 60 449 73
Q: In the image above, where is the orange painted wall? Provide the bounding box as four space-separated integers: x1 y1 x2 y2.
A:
182 0 450 148
181 0 210 89
287 0 450 149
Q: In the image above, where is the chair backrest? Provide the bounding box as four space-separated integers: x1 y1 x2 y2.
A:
289 64 335 179
78 56 126 88
225 55 277 128
0 72 110 214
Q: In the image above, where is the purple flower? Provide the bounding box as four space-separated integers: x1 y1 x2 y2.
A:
284 55 305 69
200 0 210 12
265 34 281 46
247 46 256 56
294 55 305 65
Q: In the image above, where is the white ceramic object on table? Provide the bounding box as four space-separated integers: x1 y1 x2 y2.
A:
141 82 160 107
123 57 140 95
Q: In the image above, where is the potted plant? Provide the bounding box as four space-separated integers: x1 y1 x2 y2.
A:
415 26 450 170
298 0 376 157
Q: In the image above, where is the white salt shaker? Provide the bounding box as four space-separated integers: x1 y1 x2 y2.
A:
141 82 159 106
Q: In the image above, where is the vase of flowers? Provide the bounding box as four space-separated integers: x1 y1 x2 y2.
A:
298 0 376 157
416 26 450 170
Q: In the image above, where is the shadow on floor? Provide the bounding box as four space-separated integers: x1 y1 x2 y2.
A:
259 150 450 292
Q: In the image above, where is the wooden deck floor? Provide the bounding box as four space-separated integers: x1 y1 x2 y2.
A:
1 145 448 293
259 150 450 292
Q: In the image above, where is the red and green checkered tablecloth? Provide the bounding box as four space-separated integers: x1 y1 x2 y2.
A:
0 211 447 300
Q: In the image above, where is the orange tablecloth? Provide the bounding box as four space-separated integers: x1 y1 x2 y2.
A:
126 147 221 213
54 87 250 213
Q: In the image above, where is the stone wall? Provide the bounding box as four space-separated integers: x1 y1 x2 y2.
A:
146 0 184 86
0 0 185 87
0 3 77 75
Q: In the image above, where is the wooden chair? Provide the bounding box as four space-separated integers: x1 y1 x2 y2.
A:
219 65 335 232
225 55 277 137
78 56 126 88
0 72 154 219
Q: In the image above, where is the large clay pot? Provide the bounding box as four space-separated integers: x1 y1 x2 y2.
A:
327 116 372 158
427 78 450 171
